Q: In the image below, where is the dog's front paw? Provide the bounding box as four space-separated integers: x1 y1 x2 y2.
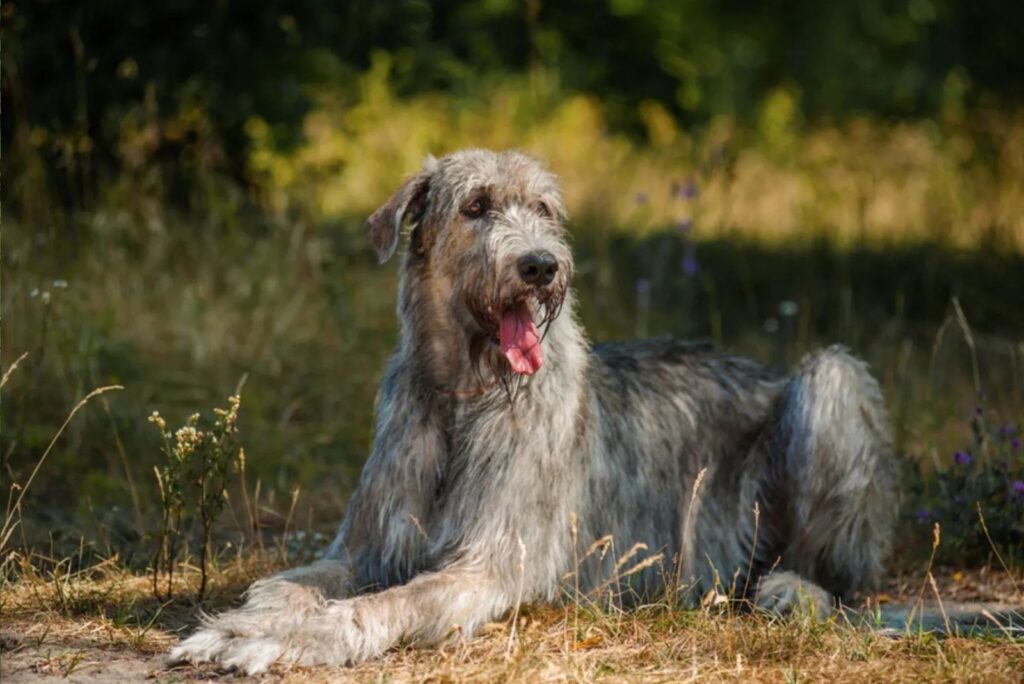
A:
169 627 288 675
755 571 834 619
169 599 373 673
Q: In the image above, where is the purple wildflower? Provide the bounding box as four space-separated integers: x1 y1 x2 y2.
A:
1002 423 1017 437
1013 437 1022 451
682 244 700 277
953 450 972 466
671 178 699 200
1013 481 1024 494
636 278 652 315
676 218 693 234
635 192 649 206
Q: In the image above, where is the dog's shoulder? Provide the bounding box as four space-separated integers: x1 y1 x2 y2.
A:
591 336 725 370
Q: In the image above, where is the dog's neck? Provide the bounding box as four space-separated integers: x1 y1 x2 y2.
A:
394 266 588 402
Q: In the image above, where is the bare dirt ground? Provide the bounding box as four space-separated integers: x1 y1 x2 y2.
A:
1 566 1022 683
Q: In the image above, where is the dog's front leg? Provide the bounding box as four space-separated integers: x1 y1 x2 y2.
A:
279 560 509 668
179 560 508 673
169 556 356 671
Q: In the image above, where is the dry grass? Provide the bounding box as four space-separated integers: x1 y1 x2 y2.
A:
2 558 1022 683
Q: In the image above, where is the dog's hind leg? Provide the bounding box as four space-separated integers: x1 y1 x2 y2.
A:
757 345 897 613
781 345 897 598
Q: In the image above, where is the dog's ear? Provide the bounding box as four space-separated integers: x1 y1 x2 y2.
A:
366 158 436 264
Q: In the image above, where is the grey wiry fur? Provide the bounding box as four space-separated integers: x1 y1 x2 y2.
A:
171 149 898 673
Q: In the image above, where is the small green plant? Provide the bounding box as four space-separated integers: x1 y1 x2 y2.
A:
913 395 1024 563
149 394 242 601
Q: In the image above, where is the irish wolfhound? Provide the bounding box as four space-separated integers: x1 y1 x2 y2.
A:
171 149 897 673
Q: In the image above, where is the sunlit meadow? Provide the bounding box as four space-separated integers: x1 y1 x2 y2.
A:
3 65 1023 681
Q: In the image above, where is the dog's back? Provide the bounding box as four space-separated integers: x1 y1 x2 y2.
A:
573 339 785 600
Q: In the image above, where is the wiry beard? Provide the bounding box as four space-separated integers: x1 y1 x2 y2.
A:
461 277 569 404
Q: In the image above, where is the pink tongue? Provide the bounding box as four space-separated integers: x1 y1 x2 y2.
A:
500 303 543 375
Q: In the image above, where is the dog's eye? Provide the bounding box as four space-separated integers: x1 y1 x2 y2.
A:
536 202 552 219
462 198 488 219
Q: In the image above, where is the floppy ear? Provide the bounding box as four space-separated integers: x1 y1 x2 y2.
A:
366 166 433 264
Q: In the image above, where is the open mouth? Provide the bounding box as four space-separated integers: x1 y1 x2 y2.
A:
499 300 543 375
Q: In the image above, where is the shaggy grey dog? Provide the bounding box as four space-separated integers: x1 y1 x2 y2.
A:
171 149 897 673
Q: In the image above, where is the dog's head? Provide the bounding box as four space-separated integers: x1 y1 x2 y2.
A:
367 149 573 380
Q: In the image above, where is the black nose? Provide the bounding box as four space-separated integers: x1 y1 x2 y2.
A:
517 251 559 286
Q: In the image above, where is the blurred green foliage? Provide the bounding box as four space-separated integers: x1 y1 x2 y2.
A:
5 0 1024 218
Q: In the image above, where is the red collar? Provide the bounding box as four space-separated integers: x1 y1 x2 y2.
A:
442 381 500 399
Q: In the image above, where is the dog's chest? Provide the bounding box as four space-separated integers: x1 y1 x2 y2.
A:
424 389 587 552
